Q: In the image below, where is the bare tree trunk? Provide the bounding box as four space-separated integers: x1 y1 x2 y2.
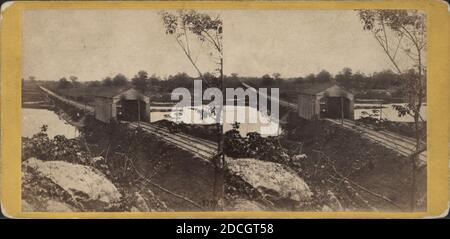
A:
340 96 344 124
219 57 225 203
410 114 419 211
411 46 423 211
213 57 225 210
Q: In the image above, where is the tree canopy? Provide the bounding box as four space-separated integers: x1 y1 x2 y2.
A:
112 74 128 87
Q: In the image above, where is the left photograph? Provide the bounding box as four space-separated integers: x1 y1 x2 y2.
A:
21 9 226 212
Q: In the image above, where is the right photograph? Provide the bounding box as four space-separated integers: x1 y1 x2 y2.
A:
221 9 427 212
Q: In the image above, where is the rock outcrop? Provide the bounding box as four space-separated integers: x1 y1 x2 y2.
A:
225 157 313 205
22 158 122 211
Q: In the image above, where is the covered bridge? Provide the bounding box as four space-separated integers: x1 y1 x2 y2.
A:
297 83 354 120
94 88 150 123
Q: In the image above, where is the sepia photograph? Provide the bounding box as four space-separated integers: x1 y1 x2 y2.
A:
20 8 428 213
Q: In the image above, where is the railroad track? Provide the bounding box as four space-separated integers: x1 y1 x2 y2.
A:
128 122 218 162
241 83 298 110
326 118 426 165
36 87 218 161
39 86 95 113
342 119 426 158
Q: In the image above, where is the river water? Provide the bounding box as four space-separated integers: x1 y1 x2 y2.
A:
22 108 79 139
354 103 427 122
151 103 427 137
151 105 281 137
22 103 425 140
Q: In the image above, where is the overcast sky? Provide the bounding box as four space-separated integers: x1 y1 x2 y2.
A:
23 10 409 82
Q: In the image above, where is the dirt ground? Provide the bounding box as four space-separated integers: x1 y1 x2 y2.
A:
293 119 427 212
135 153 216 211
83 122 220 211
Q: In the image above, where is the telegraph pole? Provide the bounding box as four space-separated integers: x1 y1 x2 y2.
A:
341 96 344 124
379 101 383 121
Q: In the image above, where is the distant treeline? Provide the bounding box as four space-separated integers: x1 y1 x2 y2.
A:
29 67 422 103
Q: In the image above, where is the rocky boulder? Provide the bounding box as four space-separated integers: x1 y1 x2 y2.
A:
225 157 313 203
22 158 122 211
